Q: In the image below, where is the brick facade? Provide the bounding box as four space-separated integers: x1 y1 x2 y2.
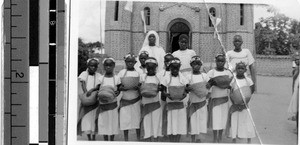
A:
105 1 254 62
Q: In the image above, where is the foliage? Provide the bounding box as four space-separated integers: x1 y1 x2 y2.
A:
255 9 300 55
78 37 103 75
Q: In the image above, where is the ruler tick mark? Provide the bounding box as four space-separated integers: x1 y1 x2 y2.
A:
11 104 22 106
11 37 26 39
5 112 11 114
11 137 17 139
11 114 17 117
11 47 17 50
11 14 22 17
4 7 11 9
11 59 22 61
5 42 11 44
11 81 29 84
11 25 17 28
11 3 17 6
11 93 17 95
11 125 26 127
5 77 11 79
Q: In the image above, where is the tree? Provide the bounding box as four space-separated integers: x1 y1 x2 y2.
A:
290 20 300 34
255 11 300 55
78 38 89 75
78 38 105 75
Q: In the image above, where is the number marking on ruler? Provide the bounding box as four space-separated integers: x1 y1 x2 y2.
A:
4 0 29 145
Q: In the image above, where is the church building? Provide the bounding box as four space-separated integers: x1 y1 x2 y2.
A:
104 1 254 63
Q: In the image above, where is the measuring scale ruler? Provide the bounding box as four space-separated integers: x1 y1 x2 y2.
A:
3 0 29 145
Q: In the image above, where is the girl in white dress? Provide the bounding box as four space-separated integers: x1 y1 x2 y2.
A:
96 57 121 141
118 54 141 141
157 53 174 141
186 56 210 142
172 34 196 77
227 62 255 143
140 57 163 141
207 54 233 143
78 58 101 140
161 57 189 142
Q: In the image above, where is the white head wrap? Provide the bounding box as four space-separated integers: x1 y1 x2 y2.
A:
190 56 203 64
145 57 158 65
86 58 99 65
124 53 136 60
142 30 160 48
102 57 116 64
169 59 181 65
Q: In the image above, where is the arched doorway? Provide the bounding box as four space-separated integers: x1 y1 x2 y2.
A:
168 19 191 53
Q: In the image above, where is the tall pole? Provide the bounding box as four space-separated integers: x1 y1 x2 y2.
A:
130 2 134 54
99 0 105 74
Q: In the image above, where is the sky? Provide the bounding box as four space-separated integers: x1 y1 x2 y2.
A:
78 0 300 43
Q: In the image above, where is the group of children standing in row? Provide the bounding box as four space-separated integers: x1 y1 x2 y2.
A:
78 32 256 143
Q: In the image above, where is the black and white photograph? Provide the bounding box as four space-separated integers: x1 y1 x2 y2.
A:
67 0 300 144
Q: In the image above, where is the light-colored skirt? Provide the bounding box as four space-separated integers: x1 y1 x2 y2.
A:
212 102 229 130
229 109 256 138
190 104 208 134
119 101 141 130
97 107 119 135
167 96 189 135
143 107 163 138
288 76 299 116
81 108 97 134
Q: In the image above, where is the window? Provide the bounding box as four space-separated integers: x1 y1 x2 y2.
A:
240 4 244 25
209 7 216 27
144 7 150 25
114 1 119 21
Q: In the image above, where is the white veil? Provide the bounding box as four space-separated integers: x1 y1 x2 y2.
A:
141 30 160 48
136 30 166 72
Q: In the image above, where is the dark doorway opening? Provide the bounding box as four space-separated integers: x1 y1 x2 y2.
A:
169 22 190 53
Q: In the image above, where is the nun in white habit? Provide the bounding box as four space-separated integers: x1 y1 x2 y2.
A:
138 30 166 73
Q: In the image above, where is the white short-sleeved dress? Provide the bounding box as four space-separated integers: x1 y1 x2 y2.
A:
226 49 255 75
229 76 256 138
161 73 189 135
140 74 163 138
118 69 141 131
78 71 101 134
186 73 210 134
172 49 196 77
207 69 232 130
97 75 121 135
